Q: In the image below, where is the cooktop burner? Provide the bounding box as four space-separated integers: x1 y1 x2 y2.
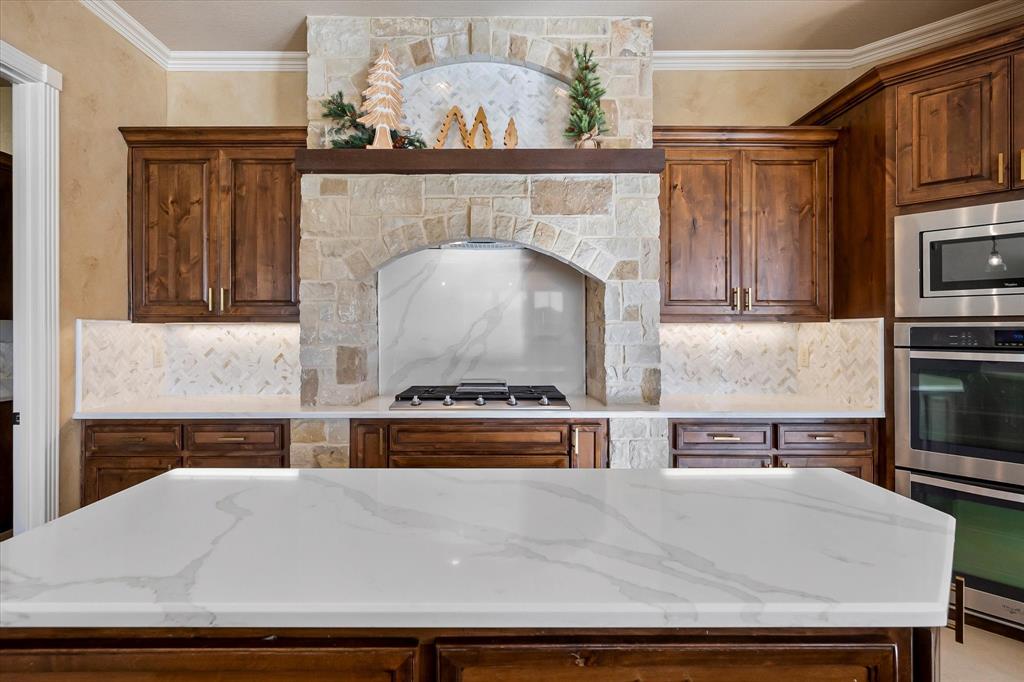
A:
391 383 569 410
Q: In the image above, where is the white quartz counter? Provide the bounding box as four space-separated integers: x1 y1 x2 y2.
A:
1 468 953 629
73 393 883 420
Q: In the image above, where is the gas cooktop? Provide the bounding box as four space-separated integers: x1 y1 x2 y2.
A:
390 381 570 410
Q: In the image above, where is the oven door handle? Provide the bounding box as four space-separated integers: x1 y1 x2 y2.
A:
909 472 1024 504
909 350 1024 363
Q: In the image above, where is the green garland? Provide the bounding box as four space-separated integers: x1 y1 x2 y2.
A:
564 45 608 147
322 90 427 149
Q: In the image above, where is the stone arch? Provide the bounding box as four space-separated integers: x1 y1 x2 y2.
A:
398 52 573 85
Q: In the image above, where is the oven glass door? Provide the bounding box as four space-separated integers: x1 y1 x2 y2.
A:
923 222 1024 297
910 351 1024 466
907 473 1024 622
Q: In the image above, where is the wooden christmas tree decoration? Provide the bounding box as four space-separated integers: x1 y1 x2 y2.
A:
503 117 518 149
434 106 470 149
357 45 405 150
467 106 493 149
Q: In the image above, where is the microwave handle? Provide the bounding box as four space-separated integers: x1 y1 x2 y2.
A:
909 472 1024 504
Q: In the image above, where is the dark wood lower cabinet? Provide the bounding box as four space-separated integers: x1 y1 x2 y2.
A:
81 420 289 505
671 419 879 483
0 627 938 681
350 419 608 468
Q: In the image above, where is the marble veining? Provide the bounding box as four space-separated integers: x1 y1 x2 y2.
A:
377 248 586 395
1 468 953 628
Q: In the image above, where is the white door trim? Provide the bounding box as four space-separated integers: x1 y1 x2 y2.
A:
1 41 62 532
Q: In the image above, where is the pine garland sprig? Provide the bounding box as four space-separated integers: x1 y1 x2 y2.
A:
564 44 609 147
321 90 427 149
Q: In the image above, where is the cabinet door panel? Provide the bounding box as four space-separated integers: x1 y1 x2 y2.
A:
570 422 608 468
673 423 772 451
1013 52 1024 189
742 148 830 320
437 643 898 682
131 149 218 320
776 453 874 483
660 149 741 319
896 57 1010 204
389 453 570 468
83 455 181 505
218 149 299 319
389 423 569 453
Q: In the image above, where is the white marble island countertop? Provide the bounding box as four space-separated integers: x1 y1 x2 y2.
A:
1 468 952 629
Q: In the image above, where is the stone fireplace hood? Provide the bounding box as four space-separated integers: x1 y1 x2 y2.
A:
295 148 665 175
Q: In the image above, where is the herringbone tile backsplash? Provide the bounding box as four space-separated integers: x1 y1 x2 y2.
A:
77 320 300 409
660 319 882 408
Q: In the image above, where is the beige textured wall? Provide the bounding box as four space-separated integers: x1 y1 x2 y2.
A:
654 69 855 125
167 72 306 125
0 84 11 154
0 0 167 515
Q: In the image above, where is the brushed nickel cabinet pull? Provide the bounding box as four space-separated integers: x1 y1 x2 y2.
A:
207 287 213 313
730 287 739 310
761 460 772 468
571 427 580 457
809 434 837 441
744 287 753 311
126 436 145 443
217 436 246 442
997 152 1005 185
219 287 226 312
1020 149 1023 182
709 433 741 442
779 462 790 468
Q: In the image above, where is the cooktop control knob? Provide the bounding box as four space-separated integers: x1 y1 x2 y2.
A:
442 395 454 406
507 395 518 406
410 395 421 406
539 395 550 406
475 395 486 406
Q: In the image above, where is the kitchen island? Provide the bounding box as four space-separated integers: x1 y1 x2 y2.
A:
1 468 954 680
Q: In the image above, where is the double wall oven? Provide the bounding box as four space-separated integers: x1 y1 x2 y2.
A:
895 322 1024 630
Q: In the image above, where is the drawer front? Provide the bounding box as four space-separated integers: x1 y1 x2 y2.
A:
776 453 875 482
389 423 569 453
674 454 772 469
186 454 286 468
673 423 772 451
389 453 570 468
778 423 872 450
186 423 285 452
437 643 897 682
85 423 181 453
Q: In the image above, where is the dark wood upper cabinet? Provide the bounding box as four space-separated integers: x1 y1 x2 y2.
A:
1014 51 1024 189
660 149 741 317
742 147 830 319
895 56 1011 205
122 128 305 322
131 148 218 319
217 149 300 318
655 128 836 322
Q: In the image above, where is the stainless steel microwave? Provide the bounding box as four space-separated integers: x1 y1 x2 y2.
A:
895 200 1024 318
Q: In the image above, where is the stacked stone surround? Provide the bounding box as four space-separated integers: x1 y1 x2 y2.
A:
299 173 662 407
305 15 653 149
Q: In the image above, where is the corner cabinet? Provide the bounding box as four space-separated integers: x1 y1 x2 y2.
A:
655 128 836 322
350 419 608 468
121 127 306 322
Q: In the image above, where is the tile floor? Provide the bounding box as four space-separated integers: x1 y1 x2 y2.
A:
941 625 1024 681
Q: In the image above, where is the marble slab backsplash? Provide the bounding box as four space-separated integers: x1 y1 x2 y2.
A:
660 319 882 408
77 320 300 409
377 247 586 395
0 319 12 402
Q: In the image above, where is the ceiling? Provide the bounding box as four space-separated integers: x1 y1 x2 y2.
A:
113 0 994 52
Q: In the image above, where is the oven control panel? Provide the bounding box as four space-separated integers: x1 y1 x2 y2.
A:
909 327 1024 349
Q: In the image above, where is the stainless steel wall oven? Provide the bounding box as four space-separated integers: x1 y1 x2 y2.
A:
895 322 1024 630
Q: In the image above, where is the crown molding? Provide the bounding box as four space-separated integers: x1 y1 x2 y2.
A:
653 0 1024 71
82 0 1023 73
